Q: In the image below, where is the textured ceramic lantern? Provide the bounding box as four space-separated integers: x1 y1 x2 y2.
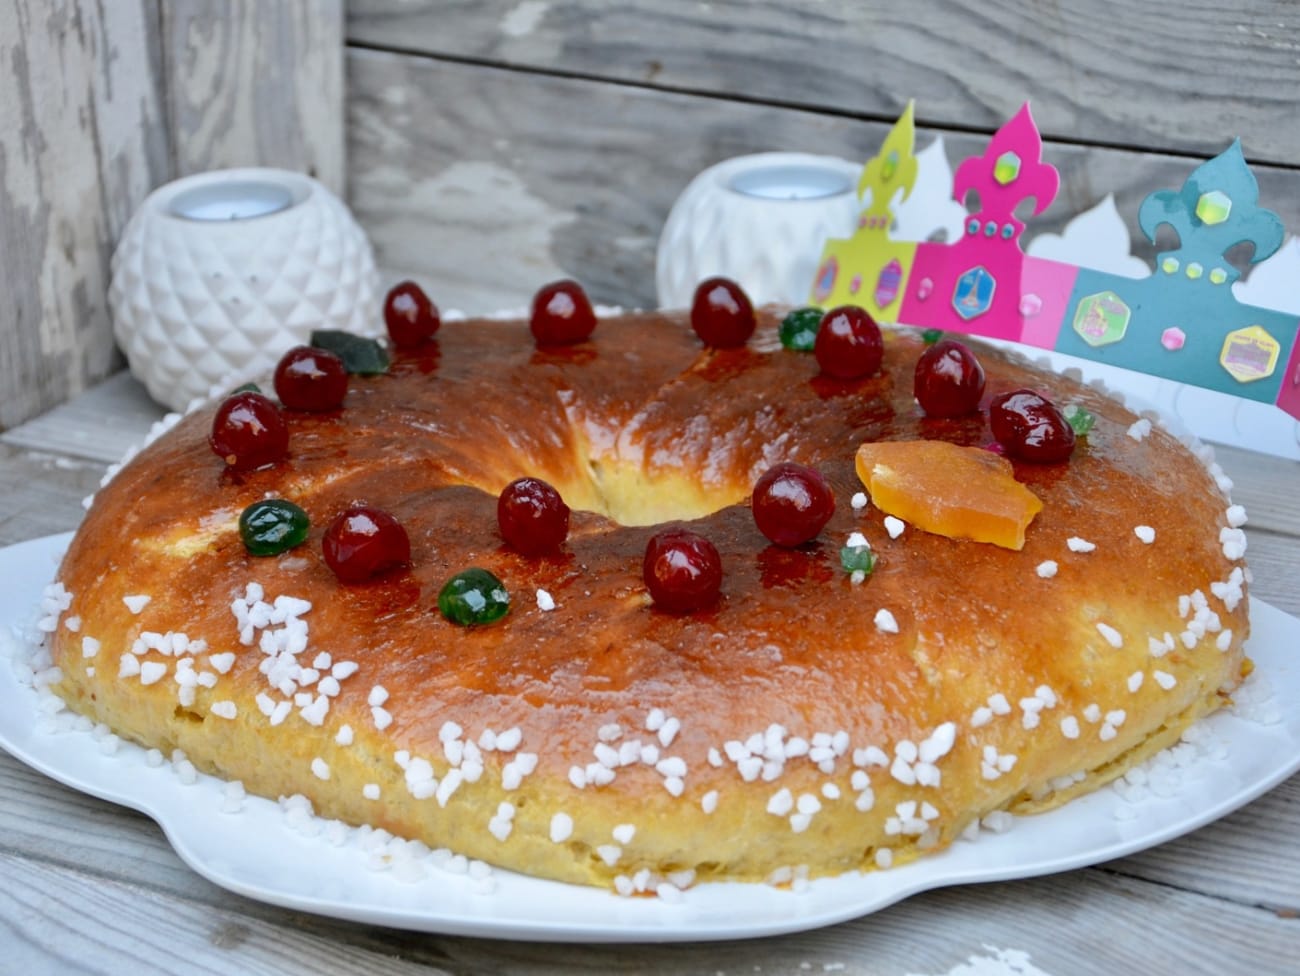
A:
109 168 378 411
655 153 862 309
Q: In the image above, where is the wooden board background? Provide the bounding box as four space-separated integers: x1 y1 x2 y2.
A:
3 7 1300 967
344 0 1300 313
7 1 1300 426
0 0 342 432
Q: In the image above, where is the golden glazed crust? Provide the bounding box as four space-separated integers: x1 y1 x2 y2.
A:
49 310 1250 889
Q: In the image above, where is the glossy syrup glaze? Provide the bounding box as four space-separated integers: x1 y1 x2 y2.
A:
51 308 1248 890
65 310 1239 773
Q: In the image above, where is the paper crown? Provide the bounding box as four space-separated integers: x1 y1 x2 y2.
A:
813 103 1300 422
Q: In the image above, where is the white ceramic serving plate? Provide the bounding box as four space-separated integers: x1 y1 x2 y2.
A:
2 533 1297 943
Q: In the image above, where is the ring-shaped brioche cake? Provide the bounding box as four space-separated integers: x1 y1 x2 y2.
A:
48 303 1250 891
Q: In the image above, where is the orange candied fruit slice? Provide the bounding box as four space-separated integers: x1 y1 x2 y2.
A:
855 440 1043 550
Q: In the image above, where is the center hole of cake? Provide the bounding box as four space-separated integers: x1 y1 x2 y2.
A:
584 458 749 527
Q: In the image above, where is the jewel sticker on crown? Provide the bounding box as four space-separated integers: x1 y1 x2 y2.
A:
814 103 1300 424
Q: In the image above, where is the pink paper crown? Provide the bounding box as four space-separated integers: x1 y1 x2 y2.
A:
814 103 1299 421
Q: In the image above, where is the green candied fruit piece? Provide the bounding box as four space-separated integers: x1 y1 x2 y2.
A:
840 545 877 575
310 329 391 375
230 381 261 395
1063 403 1097 437
920 328 944 345
239 499 310 556
779 307 824 351
438 568 510 626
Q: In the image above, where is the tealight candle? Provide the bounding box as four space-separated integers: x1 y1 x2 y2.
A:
110 168 378 411
728 163 855 202
656 153 862 309
168 180 295 222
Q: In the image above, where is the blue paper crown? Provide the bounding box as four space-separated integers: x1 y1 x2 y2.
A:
814 105 1300 421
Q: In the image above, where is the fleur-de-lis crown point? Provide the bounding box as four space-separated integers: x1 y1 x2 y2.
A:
1138 140 1285 285
952 103 1060 240
857 101 919 220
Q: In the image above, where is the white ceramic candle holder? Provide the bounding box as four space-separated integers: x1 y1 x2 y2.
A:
109 168 378 411
655 152 863 310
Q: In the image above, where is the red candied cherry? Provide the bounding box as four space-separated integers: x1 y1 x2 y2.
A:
274 345 349 411
209 391 289 471
322 504 411 582
690 276 755 348
752 462 836 547
814 306 883 379
530 279 597 345
384 280 441 348
643 529 723 613
498 477 570 555
914 339 986 417
990 390 1076 462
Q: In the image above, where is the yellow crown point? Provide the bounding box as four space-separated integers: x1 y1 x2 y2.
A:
857 101 919 218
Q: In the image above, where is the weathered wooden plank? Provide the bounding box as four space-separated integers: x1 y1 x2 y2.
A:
1109 773 1300 914
1238 529 1300 616
347 0 1300 166
1 803 1295 974
161 0 346 192
2 727 1294 939
0 0 167 431
0 370 165 467
0 853 449 976
344 49 1300 317
0 444 102 548
0 1 348 434
1213 443 1300 537
0 753 211 900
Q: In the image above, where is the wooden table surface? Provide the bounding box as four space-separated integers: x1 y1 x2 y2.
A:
1 371 1297 975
